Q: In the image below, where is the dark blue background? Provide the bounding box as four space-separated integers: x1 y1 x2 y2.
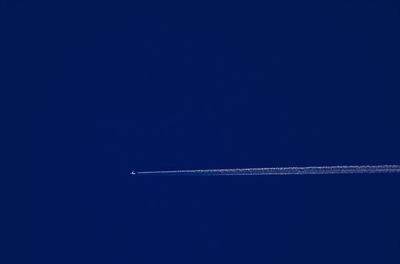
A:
18 0 400 262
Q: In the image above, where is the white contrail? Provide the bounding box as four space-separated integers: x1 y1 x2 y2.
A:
131 165 400 176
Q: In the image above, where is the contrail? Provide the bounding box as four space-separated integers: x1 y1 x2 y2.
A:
131 165 400 176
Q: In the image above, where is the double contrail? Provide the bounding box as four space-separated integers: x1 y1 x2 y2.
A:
131 165 400 176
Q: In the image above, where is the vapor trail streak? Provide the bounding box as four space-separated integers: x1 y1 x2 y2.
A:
131 165 400 176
